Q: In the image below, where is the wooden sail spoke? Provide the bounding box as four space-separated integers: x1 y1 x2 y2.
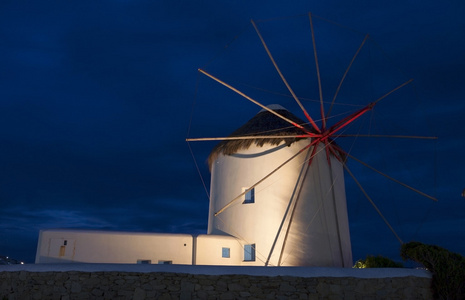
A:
214 139 319 216
346 153 438 201
264 148 313 266
336 134 438 140
186 134 316 142
373 78 413 105
306 141 319 166
323 139 332 166
198 69 315 136
343 164 404 244
327 34 369 119
308 12 325 130
251 19 321 133
327 144 344 163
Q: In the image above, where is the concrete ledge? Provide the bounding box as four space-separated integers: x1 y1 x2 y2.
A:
0 264 431 278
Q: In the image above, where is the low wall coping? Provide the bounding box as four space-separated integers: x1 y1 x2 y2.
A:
0 264 431 279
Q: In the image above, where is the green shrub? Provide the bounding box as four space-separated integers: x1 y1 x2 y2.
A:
353 255 403 268
401 241 465 300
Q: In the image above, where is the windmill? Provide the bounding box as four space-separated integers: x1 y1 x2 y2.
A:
187 13 437 267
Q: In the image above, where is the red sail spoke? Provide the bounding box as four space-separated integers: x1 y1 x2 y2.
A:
329 103 374 136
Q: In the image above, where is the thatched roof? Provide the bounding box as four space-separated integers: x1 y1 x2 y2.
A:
208 105 315 167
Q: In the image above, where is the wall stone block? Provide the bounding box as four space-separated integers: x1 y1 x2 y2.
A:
0 270 432 299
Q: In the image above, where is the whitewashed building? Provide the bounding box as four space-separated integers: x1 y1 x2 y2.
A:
35 230 247 265
207 105 352 267
36 106 352 267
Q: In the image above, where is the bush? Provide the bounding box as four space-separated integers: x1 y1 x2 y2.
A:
401 241 465 300
353 255 403 268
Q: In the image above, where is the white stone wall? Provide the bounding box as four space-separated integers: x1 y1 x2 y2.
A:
195 234 244 266
35 230 193 265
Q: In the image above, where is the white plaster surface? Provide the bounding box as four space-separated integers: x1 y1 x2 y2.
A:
209 140 352 267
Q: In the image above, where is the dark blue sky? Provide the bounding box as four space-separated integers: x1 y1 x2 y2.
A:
1 0 464 264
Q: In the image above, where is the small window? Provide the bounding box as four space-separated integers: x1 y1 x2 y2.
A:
222 247 230 258
244 244 256 261
243 188 254 204
158 260 172 265
137 260 151 264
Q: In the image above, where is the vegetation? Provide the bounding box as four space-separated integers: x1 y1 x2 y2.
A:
401 241 465 300
353 255 403 268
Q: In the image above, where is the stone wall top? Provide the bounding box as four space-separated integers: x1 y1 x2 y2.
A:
0 264 432 279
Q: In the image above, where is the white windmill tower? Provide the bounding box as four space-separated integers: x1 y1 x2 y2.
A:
207 104 352 267
187 13 437 267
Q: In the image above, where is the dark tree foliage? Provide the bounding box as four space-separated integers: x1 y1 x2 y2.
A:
401 241 465 300
353 255 403 268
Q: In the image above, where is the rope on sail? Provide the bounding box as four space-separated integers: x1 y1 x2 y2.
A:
344 163 404 245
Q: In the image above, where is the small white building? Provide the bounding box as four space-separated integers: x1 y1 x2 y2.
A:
35 230 248 265
36 106 352 267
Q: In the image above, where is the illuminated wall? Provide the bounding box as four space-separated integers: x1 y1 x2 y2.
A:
195 234 244 265
35 230 193 264
36 230 253 265
208 140 352 267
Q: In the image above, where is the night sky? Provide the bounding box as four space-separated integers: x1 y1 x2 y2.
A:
1 1 464 264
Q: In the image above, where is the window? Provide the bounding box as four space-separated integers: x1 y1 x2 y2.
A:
244 244 256 261
158 260 172 264
137 260 151 264
243 187 255 204
222 247 230 258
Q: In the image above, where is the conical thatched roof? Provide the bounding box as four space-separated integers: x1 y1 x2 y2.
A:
208 105 315 167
